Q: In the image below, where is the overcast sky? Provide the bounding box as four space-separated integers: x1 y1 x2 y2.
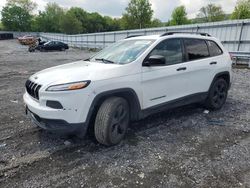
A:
0 0 238 21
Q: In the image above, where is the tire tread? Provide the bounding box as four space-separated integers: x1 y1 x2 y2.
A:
205 78 228 110
95 97 127 146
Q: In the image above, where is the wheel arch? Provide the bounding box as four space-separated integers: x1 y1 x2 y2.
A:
209 71 231 91
85 88 141 132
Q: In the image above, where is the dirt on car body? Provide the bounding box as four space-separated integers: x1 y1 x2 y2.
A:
0 40 249 188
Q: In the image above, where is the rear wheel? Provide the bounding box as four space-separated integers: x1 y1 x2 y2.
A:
205 78 228 110
94 97 129 146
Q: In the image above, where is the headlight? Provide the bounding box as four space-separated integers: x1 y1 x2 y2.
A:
46 81 90 91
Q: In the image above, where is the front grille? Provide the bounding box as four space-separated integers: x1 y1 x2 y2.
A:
25 80 42 100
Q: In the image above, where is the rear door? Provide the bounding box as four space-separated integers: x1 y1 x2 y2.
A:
55 42 62 50
182 38 214 95
51 42 58 50
206 40 224 75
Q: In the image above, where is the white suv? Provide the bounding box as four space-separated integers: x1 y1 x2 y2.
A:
24 32 232 146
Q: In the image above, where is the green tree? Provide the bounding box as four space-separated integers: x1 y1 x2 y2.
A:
197 4 225 22
65 8 121 33
31 4 122 33
34 3 65 33
150 18 163 27
7 0 37 12
231 0 250 19
67 7 88 33
165 20 171 26
86 12 106 33
60 12 82 34
121 0 154 29
1 4 32 31
170 6 190 25
120 14 131 29
103 16 121 31
0 22 4 30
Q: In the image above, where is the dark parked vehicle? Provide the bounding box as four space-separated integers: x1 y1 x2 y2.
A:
37 41 69 51
37 38 46 46
0 33 14 40
28 38 47 52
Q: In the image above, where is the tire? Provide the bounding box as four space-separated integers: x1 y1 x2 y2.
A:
205 78 228 110
28 47 33 52
94 97 129 146
61 47 65 51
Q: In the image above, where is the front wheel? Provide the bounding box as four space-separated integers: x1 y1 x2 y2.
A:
205 78 228 110
28 47 35 52
94 97 129 146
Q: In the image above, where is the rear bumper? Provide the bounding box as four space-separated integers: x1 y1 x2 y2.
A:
26 107 87 135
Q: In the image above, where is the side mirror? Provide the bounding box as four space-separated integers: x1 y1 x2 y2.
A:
143 55 166 66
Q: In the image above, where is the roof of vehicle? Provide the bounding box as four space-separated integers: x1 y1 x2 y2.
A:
125 32 216 41
125 35 160 40
44 41 67 44
23 35 34 38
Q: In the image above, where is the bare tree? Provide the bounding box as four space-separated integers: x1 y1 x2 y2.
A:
197 4 225 22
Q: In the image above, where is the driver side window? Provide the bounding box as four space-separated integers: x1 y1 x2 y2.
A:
149 38 183 65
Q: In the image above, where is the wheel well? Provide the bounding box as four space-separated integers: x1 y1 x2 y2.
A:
216 72 230 87
86 89 141 134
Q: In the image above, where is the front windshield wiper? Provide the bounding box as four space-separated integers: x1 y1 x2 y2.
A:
84 58 90 61
95 58 115 64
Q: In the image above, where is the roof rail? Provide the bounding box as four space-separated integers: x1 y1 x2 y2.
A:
160 32 211 37
125 35 143 39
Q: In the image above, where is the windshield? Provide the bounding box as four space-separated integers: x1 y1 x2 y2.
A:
90 39 155 64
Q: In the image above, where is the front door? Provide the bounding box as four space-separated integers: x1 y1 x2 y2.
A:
141 38 190 109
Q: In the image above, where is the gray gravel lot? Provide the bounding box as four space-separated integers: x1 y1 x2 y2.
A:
0 40 249 188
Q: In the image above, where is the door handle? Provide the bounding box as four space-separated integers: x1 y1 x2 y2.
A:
210 61 217 65
177 67 187 71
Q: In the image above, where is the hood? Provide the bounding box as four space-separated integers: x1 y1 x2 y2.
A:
29 60 134 86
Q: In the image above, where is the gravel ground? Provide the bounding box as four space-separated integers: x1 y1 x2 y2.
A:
0 40 249 188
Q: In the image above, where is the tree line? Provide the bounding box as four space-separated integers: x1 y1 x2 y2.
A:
1 0 250 34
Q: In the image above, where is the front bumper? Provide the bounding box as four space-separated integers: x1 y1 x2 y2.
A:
23 90 92 135
26 107 87 135
23 90 91 123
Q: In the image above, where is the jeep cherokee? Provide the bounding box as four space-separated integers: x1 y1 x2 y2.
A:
24 32 232 146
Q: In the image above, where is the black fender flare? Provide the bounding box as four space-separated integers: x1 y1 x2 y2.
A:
208 71 231 92
84 88 142 129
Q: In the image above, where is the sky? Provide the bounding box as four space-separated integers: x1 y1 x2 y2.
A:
0 0 238 21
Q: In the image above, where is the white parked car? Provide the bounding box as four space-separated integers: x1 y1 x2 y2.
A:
24 32 232 146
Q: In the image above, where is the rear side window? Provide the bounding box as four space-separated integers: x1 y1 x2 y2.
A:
184 39 209 61
207 40 223 56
